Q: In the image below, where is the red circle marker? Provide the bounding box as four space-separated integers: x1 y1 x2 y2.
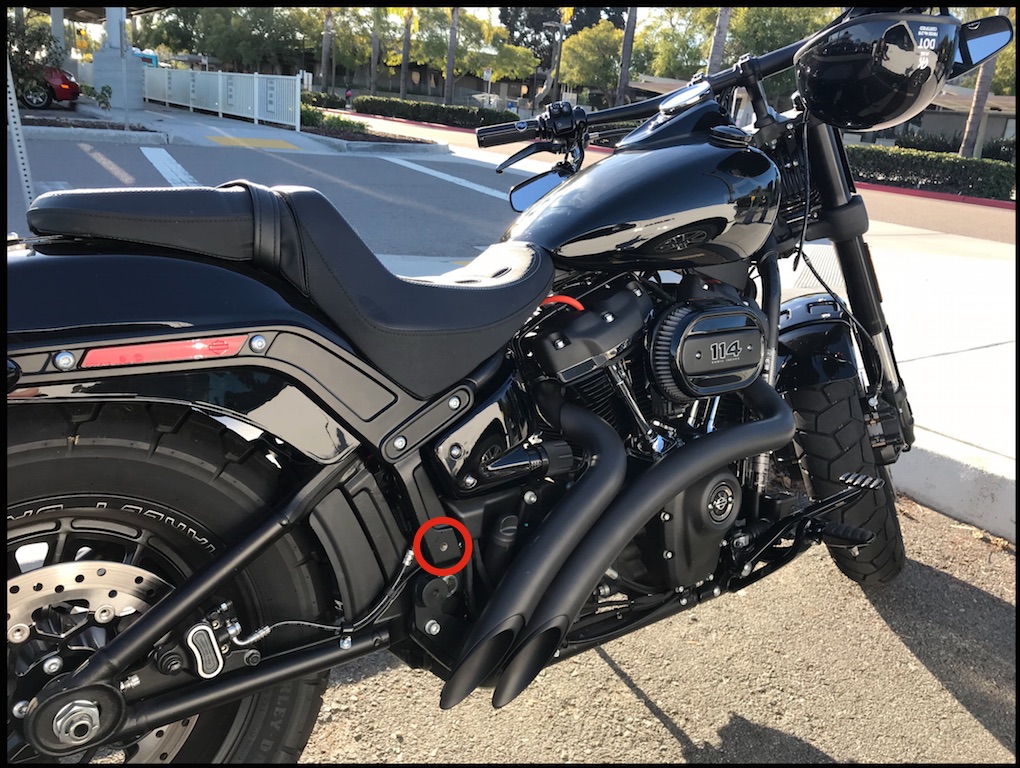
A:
412 516 472 576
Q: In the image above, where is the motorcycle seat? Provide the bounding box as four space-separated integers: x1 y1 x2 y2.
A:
25 181 554 399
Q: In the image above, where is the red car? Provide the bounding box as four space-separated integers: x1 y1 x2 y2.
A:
21 67 80 109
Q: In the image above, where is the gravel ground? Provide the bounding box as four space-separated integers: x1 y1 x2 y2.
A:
298 496 1015 764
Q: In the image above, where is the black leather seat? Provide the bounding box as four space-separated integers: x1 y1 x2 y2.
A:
26 181 554 399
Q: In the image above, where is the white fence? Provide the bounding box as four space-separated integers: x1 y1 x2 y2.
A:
144 69 302 130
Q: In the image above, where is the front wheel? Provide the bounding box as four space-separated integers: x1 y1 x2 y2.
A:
785 377 906 586
7 403 332 763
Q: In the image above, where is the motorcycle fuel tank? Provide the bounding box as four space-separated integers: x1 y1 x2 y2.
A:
504 121 781 272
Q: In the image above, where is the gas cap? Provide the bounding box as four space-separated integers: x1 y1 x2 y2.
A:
709 125 752 148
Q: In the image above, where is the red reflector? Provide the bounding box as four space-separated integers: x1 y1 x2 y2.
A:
81 335 248 368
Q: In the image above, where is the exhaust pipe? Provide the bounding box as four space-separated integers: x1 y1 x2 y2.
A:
491 377 794 708
439 387 627 709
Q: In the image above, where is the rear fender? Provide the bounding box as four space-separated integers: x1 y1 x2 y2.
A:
7 250 432 461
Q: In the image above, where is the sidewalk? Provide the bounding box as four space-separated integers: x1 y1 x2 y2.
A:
13 101 1016 544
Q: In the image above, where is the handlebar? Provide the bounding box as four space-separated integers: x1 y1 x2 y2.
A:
475 32 813 149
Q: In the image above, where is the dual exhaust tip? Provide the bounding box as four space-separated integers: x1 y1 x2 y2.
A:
440 378 795 710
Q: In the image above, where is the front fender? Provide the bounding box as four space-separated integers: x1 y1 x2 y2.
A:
774 293 859 394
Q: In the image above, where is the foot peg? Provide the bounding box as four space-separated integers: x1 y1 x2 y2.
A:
818 520 875 549
839 471 884 490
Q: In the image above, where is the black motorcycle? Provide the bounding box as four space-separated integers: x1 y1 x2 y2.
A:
6 8 1012 763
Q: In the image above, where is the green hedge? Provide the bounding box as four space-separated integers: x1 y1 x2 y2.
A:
844 144 1016 201
351 95 518 129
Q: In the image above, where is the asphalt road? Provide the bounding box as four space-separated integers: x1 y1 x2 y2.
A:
6 121 1016 764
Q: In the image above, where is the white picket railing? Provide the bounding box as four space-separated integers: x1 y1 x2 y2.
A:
144 69 302 131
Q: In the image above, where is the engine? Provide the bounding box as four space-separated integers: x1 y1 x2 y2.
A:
523 273 766 435
520 272 768 590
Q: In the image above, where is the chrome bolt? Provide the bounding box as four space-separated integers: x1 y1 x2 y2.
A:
603 312 615 323
659 511 671 522
663 550 674 560
463 475 477 489
52 700 101 746
523 491 538 505
554 339 567 349
8 624 30 644
94 605 116 624
120 674 141 691
220 644 230 654
712 586 721 597
393 436 407 451
741 563 753 577
339 636 353 650
448 395 462 410
43 657 64 675
54 351 76 371
13 701 29 719
449 444 463 459
424 620 441 636
249 335 267 352
679 597 689 606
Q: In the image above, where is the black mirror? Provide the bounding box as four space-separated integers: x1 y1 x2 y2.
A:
951 14 1014 80
509 169 571 213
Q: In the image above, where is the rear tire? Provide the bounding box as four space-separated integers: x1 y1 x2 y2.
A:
785 377 905 586
7 403 332 763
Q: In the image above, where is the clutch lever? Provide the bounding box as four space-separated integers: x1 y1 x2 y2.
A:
496 141 562 174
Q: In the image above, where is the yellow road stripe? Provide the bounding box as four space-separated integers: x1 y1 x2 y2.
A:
206 137 299 149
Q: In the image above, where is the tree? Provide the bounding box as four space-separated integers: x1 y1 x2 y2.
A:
398 8 414 100
560 19 625 107
445 7 458 104
959 6 1011 158
616 7 637 105
634 7 716 81
727 6 839 110
320 8 334 89
706 7 732 74
6 14 64 100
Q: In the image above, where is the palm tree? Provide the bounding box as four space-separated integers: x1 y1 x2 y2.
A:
616 7 637 106
959 6 1010 159
319 9 334 92
707 7 732 74
444 7 458 106
399 8 414 100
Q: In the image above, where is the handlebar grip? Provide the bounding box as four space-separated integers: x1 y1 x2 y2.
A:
477 119 541 148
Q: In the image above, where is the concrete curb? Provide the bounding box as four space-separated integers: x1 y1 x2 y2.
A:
305 133 451 154
20 125 170 145
892 429 1015 543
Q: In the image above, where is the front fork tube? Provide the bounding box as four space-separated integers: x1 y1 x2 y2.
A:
807 120 916 453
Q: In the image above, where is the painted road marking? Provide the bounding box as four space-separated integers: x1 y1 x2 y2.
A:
140 147 199 187
206 137 300 149
383 157 506 200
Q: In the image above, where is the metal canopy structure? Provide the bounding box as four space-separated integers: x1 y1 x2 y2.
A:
22 7 169 24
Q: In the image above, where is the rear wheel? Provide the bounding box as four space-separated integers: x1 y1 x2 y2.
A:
7 403 332 763
785 377 905 586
